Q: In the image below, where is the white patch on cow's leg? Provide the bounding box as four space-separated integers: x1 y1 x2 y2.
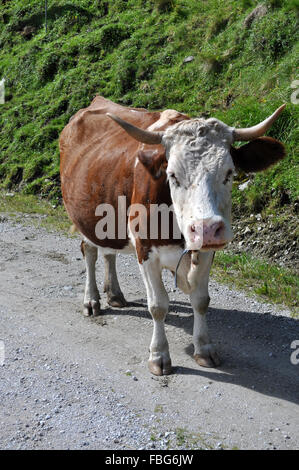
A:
139 257 171 376
189 252 220 368
149 318 171 376
103 254 127 308
190 292 220 368
82 242 100 317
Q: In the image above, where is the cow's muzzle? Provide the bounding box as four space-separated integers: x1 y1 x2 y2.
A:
187 218 229 251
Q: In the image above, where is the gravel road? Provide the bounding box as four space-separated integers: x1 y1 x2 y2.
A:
0 213 298 450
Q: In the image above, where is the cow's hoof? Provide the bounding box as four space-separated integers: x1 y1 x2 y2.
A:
83 299 101 317
148 357 172 376
107 294 127 308
194 345 220 368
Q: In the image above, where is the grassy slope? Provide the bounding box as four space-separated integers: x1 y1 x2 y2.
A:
0 0 298 207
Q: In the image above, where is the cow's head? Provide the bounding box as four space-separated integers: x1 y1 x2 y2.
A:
107 105 286 251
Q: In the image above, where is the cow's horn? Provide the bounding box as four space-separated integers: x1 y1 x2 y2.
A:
233 104 286 142
107 113 163 145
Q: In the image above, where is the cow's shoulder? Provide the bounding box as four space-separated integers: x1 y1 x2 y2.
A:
135 108 190 181
130 108 189 257
147 108 190 132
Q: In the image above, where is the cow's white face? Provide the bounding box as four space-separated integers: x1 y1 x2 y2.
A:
163 118 235 251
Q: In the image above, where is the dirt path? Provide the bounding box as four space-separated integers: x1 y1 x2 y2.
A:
0 214 298 450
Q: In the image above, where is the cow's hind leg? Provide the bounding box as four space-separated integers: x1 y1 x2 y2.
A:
139 257 171 376
103 254 127 307
81 241 101 317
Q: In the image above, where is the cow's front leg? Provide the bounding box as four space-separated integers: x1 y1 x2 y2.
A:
81 241 101 317
189 252 220 368
190 291 220 367
103 254 127 307
139 257 171 376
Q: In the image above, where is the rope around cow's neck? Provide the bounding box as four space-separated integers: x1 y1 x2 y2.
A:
174 249 190 288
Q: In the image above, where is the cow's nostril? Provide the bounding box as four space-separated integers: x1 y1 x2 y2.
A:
190 224 196 233
214 223 224 238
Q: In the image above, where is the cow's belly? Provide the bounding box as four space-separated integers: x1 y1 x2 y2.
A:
82 234 135 255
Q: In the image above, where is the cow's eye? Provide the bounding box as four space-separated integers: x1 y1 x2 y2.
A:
223 169 233 185
168 172 180 187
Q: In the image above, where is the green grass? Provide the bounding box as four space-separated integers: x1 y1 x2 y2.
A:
0 191 71 233
1 192 297 316
174 427 214 449
154 404 164 413
213 251 298 316
0 0 298 211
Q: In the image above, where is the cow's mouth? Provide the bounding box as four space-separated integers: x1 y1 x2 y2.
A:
200 242 227 251
187 243 227 252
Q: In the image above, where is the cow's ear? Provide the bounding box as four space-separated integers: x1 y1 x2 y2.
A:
137 148 167 179
230 137 286 173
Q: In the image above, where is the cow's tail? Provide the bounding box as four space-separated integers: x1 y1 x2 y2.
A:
69 224 78 234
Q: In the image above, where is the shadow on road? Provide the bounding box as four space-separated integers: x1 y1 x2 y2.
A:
100 299 299 405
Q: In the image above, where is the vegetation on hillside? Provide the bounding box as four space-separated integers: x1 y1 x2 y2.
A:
0 0 298 213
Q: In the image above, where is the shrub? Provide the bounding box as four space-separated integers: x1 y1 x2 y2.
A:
153 0 175 12
37 53 60 82
99 23 131 51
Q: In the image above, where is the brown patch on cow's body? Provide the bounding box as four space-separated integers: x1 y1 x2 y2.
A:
137 147 167 180
60 95 188 259
130 159 185 262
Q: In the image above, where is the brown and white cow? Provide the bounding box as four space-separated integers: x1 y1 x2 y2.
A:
59 95 286 376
